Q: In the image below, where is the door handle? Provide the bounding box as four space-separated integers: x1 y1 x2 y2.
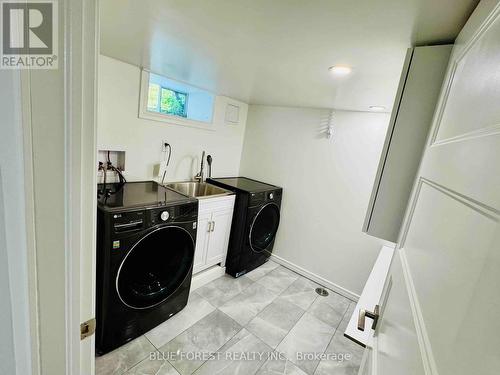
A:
358 305 380 332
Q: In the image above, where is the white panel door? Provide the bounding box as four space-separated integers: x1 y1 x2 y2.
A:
206 209 233 266
370 1 500 374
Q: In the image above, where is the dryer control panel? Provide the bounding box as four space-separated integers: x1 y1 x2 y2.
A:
249 189 282 207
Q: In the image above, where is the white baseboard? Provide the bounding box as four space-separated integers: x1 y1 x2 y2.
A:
189 257 360 302
191 265 226 291
270 254 360 302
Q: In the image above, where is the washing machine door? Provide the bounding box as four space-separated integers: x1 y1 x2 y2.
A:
116 226 194 309
249 203 281 253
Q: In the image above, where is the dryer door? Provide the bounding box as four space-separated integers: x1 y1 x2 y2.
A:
249 203 281 253
116 226 194 309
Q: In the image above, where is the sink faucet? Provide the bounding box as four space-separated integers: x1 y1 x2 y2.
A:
194 151 206 182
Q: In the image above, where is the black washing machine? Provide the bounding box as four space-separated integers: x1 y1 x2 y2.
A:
207 177 282 277
96 181 198 354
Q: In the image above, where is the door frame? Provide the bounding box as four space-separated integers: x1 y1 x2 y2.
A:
0 69 39 375
19 0 99 374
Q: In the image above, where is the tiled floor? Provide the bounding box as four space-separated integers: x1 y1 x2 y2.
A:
96 261 365 375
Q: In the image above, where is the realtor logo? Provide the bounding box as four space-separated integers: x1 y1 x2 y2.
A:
1 0 58 69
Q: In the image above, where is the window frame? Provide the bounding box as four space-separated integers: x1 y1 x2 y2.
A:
139 69 215 131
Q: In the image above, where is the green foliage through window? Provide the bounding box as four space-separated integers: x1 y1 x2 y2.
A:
147 84 188 117
160 88 187 117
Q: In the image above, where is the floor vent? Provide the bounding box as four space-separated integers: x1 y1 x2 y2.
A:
315 287 329 297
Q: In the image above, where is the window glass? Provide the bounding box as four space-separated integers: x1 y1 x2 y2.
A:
147 83 160 111
145 72 215 123
250 204 280 252
159 87 187 117
116 226 194 309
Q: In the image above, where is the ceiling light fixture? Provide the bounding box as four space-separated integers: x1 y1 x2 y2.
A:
369 105 386 111
328 65 352 76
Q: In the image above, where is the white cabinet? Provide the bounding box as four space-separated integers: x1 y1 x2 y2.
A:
193 195 235 274
363 45 452 242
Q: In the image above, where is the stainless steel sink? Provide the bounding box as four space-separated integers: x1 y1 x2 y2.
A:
166 182 231 199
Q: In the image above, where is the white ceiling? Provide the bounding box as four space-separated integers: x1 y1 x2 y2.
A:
100 0 478 112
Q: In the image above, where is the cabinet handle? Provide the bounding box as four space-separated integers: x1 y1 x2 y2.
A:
212 221 216 232
207 221 212 232
358 305 380 331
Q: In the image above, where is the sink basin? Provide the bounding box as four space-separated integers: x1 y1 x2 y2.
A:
166 182 231 199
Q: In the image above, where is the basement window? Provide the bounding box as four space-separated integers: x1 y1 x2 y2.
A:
140 70 215 128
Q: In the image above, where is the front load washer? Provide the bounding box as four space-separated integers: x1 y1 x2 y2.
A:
96 181 198 354
207 177 282 277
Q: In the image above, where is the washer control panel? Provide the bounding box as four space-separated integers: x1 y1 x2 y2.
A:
160 211 170 221
149 201 198 225
112 211 145 234
151 208 173 225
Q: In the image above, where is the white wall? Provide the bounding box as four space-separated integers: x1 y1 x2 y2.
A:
0 71 33 375
98 55 248 182
240 106 390 295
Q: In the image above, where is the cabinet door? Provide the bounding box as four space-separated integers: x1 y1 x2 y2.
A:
193 211 211 273
205 209 233 267
363 45 452 242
